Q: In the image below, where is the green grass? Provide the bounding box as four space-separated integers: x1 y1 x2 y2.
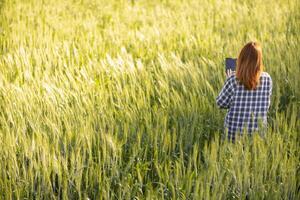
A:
0 0 299 199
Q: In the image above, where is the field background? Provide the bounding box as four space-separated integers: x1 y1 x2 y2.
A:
0 0 299 199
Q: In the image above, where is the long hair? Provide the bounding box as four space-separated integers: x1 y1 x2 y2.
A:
236 42 264 90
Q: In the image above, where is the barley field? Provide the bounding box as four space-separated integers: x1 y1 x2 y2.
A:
0 0 299 199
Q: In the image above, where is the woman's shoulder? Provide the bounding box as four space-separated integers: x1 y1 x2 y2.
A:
261 71 272 79
225 74 238 89
260 71 272 82
226 74 237 84
260 72 272 88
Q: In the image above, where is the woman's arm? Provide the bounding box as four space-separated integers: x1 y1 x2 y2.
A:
267 76 272 109
216 76 235 109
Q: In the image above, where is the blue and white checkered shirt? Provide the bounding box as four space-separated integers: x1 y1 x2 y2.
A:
216 72 272 140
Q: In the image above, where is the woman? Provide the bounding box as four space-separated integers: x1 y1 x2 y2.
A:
216 42 272 141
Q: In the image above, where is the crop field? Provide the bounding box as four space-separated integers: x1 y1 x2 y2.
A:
0 0 299 199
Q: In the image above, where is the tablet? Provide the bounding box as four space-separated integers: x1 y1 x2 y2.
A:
225 58 237 71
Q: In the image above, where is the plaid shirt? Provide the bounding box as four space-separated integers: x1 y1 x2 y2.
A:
216 72 272 140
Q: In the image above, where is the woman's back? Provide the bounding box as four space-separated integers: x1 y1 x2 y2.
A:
216 72 272 140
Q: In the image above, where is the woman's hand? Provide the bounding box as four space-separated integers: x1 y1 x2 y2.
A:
226 69 235 78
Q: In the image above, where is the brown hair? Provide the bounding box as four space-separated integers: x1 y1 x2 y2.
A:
236 42 264 90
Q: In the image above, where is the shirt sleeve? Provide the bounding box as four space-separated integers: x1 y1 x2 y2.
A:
216 76 235 109
267 76 272 109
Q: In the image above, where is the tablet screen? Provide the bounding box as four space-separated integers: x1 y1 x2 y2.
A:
225 58 237 71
